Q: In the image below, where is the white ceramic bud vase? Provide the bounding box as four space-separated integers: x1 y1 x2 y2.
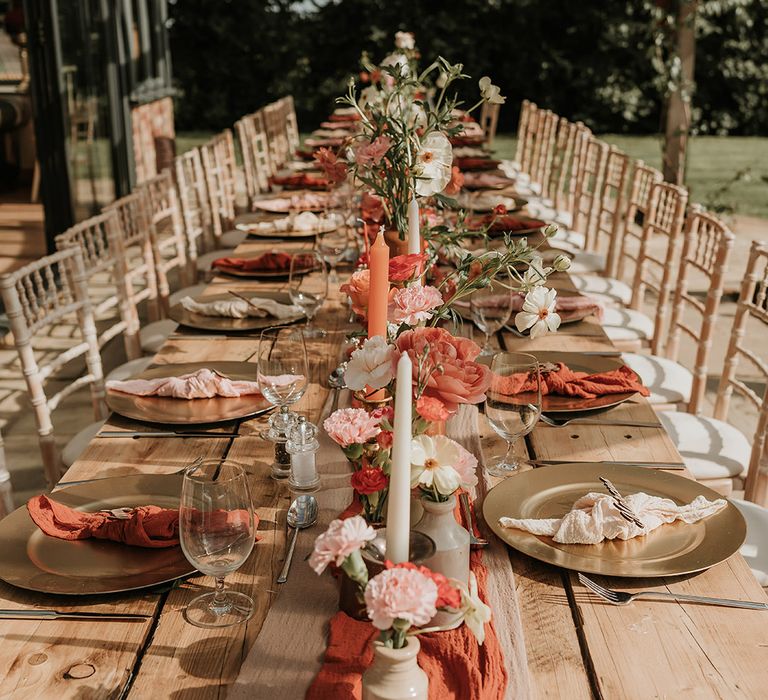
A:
413 494 470 628
362 637 428 700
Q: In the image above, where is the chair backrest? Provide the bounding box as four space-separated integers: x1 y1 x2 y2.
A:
598 148 631 279
519 101 538 176
139 169 190 302
281 95 301 153
102 191 161 327
263 100 290 169
174 147 212 256
479 101 501 147
201 131 238 239
572 137 609 241
665 208 734 413
529 110 559 197
714 241 768 504
0 248 106 486
615 161 663 284
54 211 142 360
629 181 689 354
235 111 272 208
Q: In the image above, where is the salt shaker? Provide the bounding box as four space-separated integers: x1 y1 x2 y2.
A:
286 416 320 491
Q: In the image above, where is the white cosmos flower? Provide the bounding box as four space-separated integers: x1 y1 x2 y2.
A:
414 131 453 197
410 434 462 496
478 76 506 105
514 287 561 339
394 31 415 50
344 336 396 391
461 572 492 645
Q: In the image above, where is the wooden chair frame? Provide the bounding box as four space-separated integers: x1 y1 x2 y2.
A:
174 147 213 268
599 148 631 279
665 208 735 414
529 110 559 198
281 95 301 154
519 101 538 177
235 111 272 209
0 248 107 486
0 429 11 519
572 137 609 240
479 101 501 147
201 131 238 239
513 100 532 168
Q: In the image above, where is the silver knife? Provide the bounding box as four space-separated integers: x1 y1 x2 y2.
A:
0 609 152 621
98 431 239 439
530 460 686 470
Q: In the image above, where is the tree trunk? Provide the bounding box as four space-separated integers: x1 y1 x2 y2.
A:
663 0 698 185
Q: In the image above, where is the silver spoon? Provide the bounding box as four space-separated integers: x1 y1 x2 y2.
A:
327 362 347 414
277 495 318 584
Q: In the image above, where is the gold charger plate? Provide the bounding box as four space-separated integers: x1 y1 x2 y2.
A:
251 196 334 214
483 463 746 577
0 474 195 594
168 291 304 331
106 361 271 425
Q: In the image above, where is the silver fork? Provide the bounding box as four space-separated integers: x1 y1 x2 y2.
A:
538 414 661 429
577 573 768 610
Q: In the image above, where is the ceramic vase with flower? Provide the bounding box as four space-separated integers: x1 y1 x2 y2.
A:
362 637 428 700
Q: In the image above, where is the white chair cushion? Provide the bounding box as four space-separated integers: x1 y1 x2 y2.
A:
602 306 654 342
139 319 177 354
658 411 751 480
106 356 154 382
571 275 632 306
62 419 107 467
220 229 247 248
621 352 692 405
196 248 236 273
733 499 768 587
564 251 606 275
169 283 208 308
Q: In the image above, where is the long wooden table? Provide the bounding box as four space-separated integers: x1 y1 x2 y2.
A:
1 230 767 699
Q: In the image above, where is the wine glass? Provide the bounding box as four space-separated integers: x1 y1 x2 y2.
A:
179 459 256 628
289 251 328 338
316 226 350 283
470 282 513 357
257 326 309 442
484 352 541 476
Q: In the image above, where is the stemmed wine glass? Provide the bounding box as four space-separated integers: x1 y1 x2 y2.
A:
484 352 542 476
316 226 350 284
470 282 514 357
257 326 309 444
179 459 256 628
289 251 328 338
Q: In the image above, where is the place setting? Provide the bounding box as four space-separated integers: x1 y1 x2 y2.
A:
234 210 342 238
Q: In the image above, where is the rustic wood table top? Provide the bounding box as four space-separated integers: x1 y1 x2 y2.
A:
1 230 766 700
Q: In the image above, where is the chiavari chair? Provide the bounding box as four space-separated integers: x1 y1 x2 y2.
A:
600 181 688 351
263 101 290 169
201 131 238 241
54 211 142 361
528 109 559 198
0 248 107 486
281 95 301 154
622 208 734 410
479 101 501 147
235 110 272 213
0 429 11 518
512 99 532 170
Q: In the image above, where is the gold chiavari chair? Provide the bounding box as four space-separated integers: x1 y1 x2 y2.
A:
600 181 688 352
656 240 768 499
512 99 533 170
479 101 501 147
235 110 273 212
54 211 142 361
281 95 301 155
622 208 734 410
263 101 290 169
528 110 559 199
201 131 238 241
0 248 107 486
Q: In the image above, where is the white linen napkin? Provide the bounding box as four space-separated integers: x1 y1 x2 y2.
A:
240 211 333 234
499 492 727 545
180 296 301 320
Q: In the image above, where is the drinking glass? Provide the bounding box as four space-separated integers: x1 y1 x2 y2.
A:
485 352 541 476
257 326 309 441
316 226 350 283
179 459 256 628
289 251 328 338
470 282 513 357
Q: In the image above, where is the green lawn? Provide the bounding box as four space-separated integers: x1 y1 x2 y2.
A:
178 131 768 219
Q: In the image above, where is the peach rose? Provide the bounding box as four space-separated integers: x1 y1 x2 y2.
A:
355 135 392 168
394 327 491 413
340 269 370 319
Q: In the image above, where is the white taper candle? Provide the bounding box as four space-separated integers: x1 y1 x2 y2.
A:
407 197 420 256
386 353 413 564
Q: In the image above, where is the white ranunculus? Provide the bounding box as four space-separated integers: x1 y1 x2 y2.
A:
410 434 462 496
394 31 415 50
514 287 561 339
344 336 396 391
478 76 506 105
414 131 453 197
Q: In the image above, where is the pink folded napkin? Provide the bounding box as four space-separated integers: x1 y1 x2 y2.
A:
465 293 604 323
106 368 263 399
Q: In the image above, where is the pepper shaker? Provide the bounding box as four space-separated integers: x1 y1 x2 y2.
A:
286 416 320 491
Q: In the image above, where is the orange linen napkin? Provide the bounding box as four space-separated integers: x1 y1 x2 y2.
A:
270 173 331 190
329 112 361 122
449 134 486 147
212 252 314 274
475 212 547 233
307 494 508 699
497 362 649 399
28 495 181 548
455 157 500 172
461 172 516 190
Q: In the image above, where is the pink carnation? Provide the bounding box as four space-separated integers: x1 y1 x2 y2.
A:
388 285 443 326
364 566 438 630
355 135 392 168
323 407 381 447
309 515 377 575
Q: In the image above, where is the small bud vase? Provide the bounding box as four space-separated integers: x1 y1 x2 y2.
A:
362 636 428 700
413 494 470 628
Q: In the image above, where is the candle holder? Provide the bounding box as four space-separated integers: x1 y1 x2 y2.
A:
351 390 393 412
286 416 320 492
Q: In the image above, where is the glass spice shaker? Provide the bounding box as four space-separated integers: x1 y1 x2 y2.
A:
286 416 320 491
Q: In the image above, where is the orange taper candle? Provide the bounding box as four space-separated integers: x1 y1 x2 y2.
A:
367 229 390 339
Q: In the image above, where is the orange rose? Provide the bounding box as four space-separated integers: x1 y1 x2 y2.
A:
351 467 388 495
443 166 464 196
389 253 427 282
340 269 370 319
